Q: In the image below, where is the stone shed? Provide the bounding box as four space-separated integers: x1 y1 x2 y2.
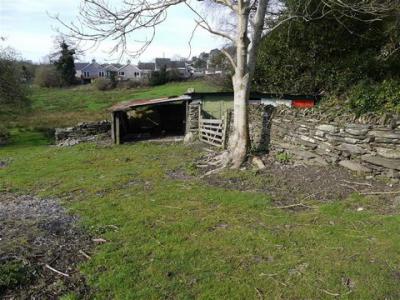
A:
109 91 316 148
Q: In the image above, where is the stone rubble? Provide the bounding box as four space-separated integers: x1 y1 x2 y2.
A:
55 120 111 147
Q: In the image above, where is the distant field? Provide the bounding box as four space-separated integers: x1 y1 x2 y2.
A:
1 80 219 129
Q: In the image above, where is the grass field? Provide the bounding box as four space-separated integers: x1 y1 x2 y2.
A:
1 80 218 130
1 139 399 299
1 81 400 299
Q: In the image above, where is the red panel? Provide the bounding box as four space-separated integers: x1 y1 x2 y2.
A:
292 99 315 108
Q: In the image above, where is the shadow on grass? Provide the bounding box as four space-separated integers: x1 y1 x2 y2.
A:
7 128 54 147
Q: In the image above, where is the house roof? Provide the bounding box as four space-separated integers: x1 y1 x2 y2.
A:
155 58 187 69
110 95 195 112
103 64 119 71
75 62 89 70
138 62 155 71
117 64 141 72
170 61 186 69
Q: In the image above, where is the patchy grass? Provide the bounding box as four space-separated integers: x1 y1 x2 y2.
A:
1 134 399 299
1 80 219 129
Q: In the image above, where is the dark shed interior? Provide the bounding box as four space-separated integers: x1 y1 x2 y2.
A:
111 98 190 144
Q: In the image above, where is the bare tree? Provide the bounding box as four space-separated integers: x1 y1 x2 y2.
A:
56 0 397 168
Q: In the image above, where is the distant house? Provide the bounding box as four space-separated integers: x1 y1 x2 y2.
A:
74 60 143 83
138 62 155 77
75 62 90 79
154 58 191 78
103 64 119 78
117 62 142 81
74 59 106 83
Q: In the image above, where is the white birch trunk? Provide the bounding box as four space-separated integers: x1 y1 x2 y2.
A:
227 0 268 168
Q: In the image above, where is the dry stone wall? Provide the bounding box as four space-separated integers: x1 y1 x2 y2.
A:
187 101 201 133
55 121 111 146
271 107 400 178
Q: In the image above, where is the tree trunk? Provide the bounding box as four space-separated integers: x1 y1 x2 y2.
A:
228 73 251 168
226 4 251 168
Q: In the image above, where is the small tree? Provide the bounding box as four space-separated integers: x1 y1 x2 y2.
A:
0 47 30 112
53 40 76 86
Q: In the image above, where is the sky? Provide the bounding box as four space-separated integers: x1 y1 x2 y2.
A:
0 0 223 63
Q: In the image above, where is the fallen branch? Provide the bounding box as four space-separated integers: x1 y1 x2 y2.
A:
158 205 183 210
78 250 91 259
360 190 400 195
275 203 314 209
200 166 225 178
320 289 340 296
45 264 69 277
341 180 372 187
255 287 264 300
92 238 107 243
339 183 360 193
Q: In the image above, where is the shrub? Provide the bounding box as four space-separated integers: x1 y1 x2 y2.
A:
0 47 30 111
348 79 400 115
118 80 142 89
167 69 183 82
93 78 113 91
34 65 62 88
0 125 10 145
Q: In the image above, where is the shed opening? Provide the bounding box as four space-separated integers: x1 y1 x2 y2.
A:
113 101 187 143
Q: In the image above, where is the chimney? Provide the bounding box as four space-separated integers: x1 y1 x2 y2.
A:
127 59 131 65
92 59 96 64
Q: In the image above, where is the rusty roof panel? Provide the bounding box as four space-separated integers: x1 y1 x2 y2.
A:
110 95 194 112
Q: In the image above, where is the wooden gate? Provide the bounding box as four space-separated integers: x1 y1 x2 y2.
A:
199 118 227 147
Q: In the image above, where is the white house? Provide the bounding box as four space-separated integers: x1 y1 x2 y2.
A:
117 63 142 81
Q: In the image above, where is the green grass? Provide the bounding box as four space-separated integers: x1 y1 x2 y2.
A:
1 81 399 298
1 80 219 129
1 134 399 299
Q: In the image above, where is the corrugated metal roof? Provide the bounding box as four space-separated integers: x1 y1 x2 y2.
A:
110 95 194 112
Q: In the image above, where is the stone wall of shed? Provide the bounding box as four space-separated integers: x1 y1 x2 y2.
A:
187 102 201 133
271 107 400 178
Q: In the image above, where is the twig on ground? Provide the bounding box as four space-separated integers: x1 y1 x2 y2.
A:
339 183 360 193
320 289 340 296
78 250 91 259
255 287 264 300
360 190 400 195
341 180 372 187
275 203 314 209
200 166 225 178
45 264 69 277
92 238 107 243
159 205 183 209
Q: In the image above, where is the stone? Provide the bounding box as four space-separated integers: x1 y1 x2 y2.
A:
376 147 400 159
361 155 400 170
393 196 400 208
368 130 400 140
316 124 338 133
339 160 371 173
344 124 370 136
183 132 195 144
345 128 369 136
385 169 400 179
252 156 266 170
314 130 326 137
290 150 317 160
326 134 345 144
344 136 373 144
299 135 317 144
337 143 367 155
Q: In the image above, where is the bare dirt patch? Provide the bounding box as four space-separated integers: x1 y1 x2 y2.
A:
196 151 400 212
0 193 93 299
